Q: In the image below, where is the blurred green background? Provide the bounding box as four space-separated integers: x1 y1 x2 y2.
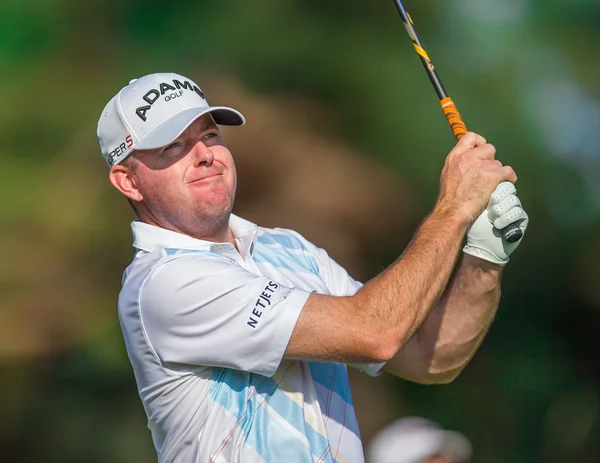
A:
1 0 599 461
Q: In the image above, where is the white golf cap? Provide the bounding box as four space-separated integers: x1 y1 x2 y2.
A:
97 72 246 167
366 417 473 463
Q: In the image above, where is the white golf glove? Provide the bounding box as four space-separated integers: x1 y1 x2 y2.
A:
463 181 529 266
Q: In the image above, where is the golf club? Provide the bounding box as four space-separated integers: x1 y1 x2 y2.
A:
392 0 523 243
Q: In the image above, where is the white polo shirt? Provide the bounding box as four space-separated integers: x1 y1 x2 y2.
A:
118 214 383 463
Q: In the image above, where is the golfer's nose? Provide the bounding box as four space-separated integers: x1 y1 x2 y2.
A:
191 139 214 167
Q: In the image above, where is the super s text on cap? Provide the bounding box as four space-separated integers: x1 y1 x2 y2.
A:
97 72 246 167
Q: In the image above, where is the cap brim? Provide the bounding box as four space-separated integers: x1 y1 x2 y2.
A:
134 106 245 150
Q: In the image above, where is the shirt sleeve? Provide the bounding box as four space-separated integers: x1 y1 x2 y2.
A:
139 252 311 377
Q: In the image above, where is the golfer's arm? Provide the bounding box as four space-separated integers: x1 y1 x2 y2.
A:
285 206 467 364
384 255 502 383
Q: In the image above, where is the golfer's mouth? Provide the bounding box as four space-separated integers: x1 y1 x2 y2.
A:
188 173 222 185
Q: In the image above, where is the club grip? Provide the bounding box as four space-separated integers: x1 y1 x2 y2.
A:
440 97 468 141
439 99 521 243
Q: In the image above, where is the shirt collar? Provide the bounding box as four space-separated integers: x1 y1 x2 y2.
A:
131 214 258 256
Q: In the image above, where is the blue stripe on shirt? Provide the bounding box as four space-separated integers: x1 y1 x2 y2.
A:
257 232 307 251
254 243 319 276
253 374 336 463
210 368 337 463
256 231 320 274
308 363 354 407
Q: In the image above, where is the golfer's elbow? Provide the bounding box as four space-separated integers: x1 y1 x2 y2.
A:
361 328 406 363
396 362 465 385
421 340 483 384
384 332 473 384
418 366 464 385
368 343 398 364
347 297 416 363
419 350 474 384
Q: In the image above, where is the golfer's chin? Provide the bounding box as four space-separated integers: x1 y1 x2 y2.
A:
190 196 235 221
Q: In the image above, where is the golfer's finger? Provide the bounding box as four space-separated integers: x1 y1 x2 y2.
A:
471 143 496 160
493 207 524 230
488 181 517 207
489 194 521 221
451 132 487 155
500 165 517 184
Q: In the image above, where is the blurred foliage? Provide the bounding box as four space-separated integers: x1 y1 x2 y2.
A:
1 0 600 462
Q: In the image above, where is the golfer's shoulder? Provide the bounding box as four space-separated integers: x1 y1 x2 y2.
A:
256 225 321 255
125 247 240 292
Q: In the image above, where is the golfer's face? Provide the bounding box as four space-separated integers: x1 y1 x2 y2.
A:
132 114 237 226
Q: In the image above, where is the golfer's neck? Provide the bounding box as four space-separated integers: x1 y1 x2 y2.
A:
139 211 235 245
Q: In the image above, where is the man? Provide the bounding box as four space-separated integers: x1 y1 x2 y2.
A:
97 72 528 463
366 417 473 463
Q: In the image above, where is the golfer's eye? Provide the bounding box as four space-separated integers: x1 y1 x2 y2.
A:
163 142 181 152
202 132 218 141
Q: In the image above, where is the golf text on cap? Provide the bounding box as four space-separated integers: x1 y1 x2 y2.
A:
108 135 134 166
136 79 206 122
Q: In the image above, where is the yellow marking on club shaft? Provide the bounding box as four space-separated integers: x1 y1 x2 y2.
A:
408 13 414 24
413 44 431 62
403 21 417 41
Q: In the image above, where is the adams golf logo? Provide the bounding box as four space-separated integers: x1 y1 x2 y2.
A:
136 79 205 122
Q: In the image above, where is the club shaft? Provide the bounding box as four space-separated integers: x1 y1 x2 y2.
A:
392 0 448 100
393 0 468 140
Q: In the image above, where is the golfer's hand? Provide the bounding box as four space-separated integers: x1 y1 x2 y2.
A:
436 132 517 224
463 182 529 265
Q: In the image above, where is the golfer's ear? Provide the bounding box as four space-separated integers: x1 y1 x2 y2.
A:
109 163 143 202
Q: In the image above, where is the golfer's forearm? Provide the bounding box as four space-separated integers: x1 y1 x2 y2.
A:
352 206 468 360
426 255 502 374
388 255 502 382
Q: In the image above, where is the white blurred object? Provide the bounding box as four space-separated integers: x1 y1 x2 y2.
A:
366 417 473 463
